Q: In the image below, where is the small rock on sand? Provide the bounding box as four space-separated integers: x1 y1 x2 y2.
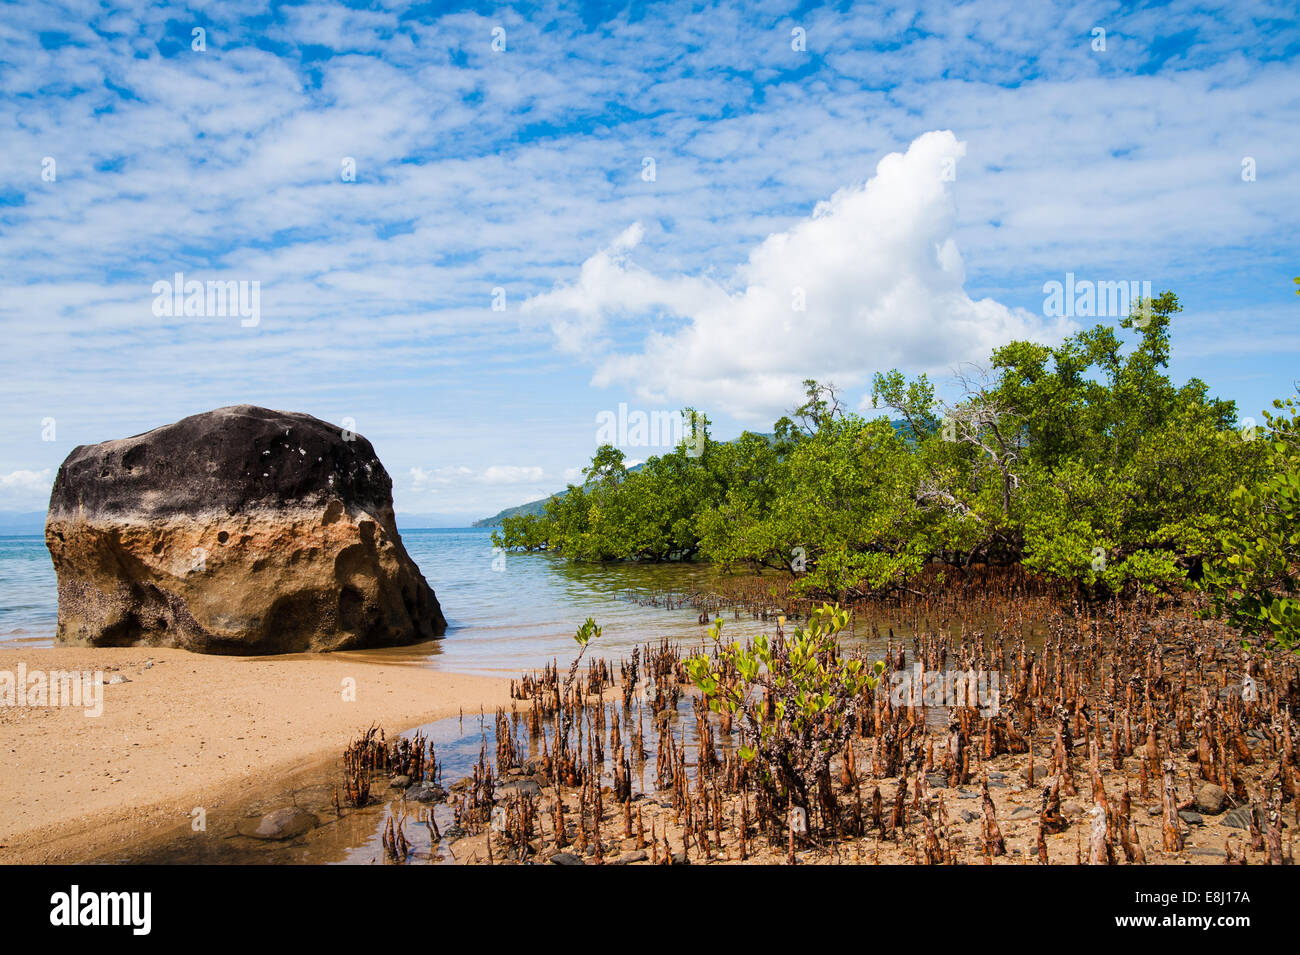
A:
497 779 541 798
239 807 319 841
1223 806 1254 829
1195 783 1227 815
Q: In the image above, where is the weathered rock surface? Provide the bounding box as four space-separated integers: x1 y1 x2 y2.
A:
46 405 446 653
238 807 320 841
1195 783 1227 815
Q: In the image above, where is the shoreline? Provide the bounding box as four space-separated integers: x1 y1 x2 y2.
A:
0 645 512 864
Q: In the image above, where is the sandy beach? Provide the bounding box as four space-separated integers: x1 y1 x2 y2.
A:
0 645 511 864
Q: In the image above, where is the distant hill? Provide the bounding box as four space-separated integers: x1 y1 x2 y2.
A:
395 512 482 530
471 495 561 528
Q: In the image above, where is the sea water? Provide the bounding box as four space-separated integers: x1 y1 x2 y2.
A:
0 527 779 669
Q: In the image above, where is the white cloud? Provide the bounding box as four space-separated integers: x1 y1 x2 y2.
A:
409 466 472 490
0 468 53 510
410 464 544 489
0 0 1295 516
0 468 52 493
521 222 726 354
481 465 545 484
525 131 1074 420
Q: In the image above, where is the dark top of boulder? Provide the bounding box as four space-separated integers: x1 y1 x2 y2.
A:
49 405 393 520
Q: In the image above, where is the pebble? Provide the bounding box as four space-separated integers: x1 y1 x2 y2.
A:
498 779 542 798
522 756 547 775
389 775 411 789
1195 783 1227 815
613 850 648 865
1009 807 1036 820
1222 806 1254 830
239 807 319 841
549 852 584 866
1178 810 1205 826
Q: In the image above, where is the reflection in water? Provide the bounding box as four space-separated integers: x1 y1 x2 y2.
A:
101 684 736 865
399 528 785 675
2 527 784 658
1 527 1019 665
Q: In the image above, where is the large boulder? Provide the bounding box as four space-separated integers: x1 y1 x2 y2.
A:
45 405 446 653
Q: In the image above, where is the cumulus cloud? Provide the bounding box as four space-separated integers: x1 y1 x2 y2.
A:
522 222 726 354
0 1 1295 516
524 131 1074 420
481 466 545 484
410 464 545 489
0 468 53 510
409 466 473 490
0 468 52 493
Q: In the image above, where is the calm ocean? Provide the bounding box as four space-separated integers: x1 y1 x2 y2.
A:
0 527 776 675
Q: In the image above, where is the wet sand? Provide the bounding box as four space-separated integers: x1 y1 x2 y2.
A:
0 645 511 864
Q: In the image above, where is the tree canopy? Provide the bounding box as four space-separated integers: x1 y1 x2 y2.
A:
494 291 1291 644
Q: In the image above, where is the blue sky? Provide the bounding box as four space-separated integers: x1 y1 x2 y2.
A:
1 0 1297 522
